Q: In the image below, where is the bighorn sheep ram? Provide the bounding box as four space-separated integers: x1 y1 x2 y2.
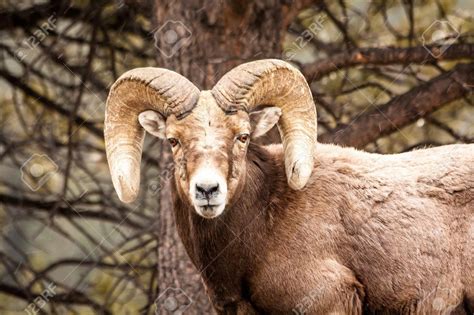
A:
104 59 473 314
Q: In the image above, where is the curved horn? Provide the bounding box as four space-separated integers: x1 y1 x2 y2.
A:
105 67 199 203
211 59 317 190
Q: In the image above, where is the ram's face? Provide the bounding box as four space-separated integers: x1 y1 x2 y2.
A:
138 92 281 219
105 61 317 210
166 97 251 218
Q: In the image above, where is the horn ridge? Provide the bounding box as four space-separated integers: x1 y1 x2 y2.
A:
104 67 199 203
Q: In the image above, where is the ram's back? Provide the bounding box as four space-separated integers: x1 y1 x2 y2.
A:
314 143 473 207
307 143 474 311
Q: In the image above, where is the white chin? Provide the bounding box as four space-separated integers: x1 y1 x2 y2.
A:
194 204 225 219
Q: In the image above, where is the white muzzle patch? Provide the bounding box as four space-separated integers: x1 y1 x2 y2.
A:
189 166 227 219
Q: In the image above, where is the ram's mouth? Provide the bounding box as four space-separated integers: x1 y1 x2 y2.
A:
195 204 225 219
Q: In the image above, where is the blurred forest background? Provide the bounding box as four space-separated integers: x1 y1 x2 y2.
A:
0 0 472 314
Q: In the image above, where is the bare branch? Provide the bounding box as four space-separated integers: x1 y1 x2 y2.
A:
303 44 474 81
0 193 143 229
319 62 474 147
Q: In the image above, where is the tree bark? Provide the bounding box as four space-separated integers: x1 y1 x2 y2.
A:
152 0 311 312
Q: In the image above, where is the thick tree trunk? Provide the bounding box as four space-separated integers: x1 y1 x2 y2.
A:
152 0 310 312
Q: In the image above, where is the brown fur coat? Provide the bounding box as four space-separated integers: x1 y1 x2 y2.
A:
173 143 473 314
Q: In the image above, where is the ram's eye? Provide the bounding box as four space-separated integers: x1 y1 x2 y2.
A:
237 134 249 143
168 138 179 147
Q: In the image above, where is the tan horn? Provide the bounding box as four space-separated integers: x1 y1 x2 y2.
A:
211 59 317 190
104 67 199 203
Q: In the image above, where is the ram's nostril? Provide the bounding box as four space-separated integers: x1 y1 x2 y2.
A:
208 184 219 194
195 184 206 195
195 183 219 199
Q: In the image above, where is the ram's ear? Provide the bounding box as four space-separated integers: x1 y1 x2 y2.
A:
138 110 166 139
250 107 281 138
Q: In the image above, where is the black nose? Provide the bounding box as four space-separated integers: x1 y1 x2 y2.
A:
195 183 219 200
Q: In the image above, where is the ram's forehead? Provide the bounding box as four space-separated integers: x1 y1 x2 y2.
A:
166 91 250 136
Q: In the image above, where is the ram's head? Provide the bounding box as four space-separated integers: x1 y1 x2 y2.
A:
104 59 317 218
